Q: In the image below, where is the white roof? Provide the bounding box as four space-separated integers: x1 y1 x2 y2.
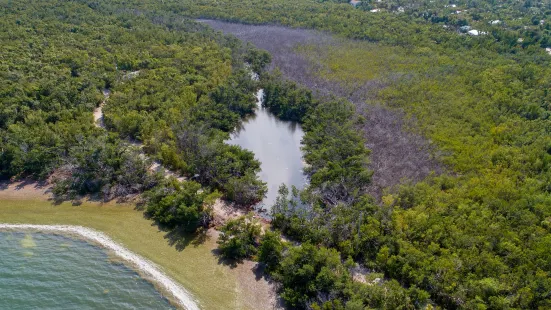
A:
467 29 480 36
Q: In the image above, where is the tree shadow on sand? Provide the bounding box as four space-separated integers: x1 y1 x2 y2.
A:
0 181 9 190
49 191 111 206
139 209 212 252
211 248 243 269
211 249 288 308
163 226 211 251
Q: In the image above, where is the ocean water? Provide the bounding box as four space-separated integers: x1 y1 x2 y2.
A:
0 232 175 310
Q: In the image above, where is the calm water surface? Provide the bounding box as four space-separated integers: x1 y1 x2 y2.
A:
0 232 174 309
228 90 307 210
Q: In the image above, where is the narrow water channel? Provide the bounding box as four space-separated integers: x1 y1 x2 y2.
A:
228 90 307 210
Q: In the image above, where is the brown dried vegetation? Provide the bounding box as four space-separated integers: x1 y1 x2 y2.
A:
201 20 442 198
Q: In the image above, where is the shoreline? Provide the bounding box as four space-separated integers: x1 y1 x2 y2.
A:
0 224 200 310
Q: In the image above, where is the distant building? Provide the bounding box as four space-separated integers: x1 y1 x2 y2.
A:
468 29 480 36
546 48 551 55
489 20 501 25
350 0 361 7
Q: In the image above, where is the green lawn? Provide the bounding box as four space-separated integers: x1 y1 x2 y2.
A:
0 198 249 310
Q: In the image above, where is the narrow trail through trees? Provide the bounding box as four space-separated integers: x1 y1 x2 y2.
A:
93 88 186 182
93 89 110 129
93 88 259 224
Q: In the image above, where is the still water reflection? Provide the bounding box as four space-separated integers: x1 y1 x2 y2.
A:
228 90 307 210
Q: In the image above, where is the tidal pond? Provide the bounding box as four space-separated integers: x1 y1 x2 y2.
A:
228 90 307 210
0 232 174 309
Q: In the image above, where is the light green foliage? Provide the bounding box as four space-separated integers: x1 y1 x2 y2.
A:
262 71 316 122
258 231 284 272
304 37 551 308
4 0 551 309
217 213 262 260
273 243 349 308
145 179 219 232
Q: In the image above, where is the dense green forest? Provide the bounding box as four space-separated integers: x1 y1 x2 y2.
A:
0 0 269 222
179 1 551 309
2 0 551 309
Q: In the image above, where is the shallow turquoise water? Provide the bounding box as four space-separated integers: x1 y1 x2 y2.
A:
0 232 175 309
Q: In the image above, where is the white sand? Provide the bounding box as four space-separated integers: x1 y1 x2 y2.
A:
0 224 200 310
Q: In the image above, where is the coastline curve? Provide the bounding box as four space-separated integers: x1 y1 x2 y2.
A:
0 223 200 310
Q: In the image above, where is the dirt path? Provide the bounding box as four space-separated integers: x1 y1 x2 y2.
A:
93 89 110 129
93 88 186 182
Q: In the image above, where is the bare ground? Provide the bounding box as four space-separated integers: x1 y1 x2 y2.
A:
211 199 246 226
0 179 52 200
93 89 110 128
201 20 442 199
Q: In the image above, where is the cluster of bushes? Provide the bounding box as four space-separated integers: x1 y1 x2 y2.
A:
217 213 262 259
144 178 220 233
101 32 272 207
218 210 426 309
173 121 267 206
261 71 316 122
51 135 159 201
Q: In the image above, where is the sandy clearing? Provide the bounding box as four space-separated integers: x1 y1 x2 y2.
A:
0 180 52 201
